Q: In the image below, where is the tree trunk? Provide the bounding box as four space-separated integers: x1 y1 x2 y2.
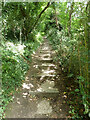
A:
29 2 50 34
54 6 58 27
20 28 22 44
68 2 74 37
86 1 90 82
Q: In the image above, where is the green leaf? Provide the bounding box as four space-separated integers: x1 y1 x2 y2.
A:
75 89 79 92
67 73 73 78
77 76 85 82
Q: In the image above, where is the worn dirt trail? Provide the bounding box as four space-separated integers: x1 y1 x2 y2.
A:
5 39 69 119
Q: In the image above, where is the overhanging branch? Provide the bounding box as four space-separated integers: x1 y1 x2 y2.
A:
29 2 50 34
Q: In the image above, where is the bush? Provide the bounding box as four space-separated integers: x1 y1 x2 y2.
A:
1 41 28 118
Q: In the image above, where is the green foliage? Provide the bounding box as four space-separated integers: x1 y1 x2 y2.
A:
1 40 28 118
44 2 89 119
2 2 46 42
68 73 74 78
1 1 89 119
24 32 43 59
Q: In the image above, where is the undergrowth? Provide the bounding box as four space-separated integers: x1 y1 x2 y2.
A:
46 28 89 119
0 32 43 119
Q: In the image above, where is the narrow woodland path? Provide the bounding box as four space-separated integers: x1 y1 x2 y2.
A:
5 39 69 119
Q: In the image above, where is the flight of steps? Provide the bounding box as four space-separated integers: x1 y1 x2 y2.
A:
5 40 69 118
29 40 59 96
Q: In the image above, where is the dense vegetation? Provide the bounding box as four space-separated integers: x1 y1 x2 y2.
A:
1 1 90 119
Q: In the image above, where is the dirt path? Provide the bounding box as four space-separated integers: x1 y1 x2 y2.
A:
5 39 69 119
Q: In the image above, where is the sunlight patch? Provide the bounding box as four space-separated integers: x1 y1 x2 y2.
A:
42 70 56 74
6 42 25 55
41 63 55 67
37 80 59 93
37 100 52 114
22 83 30 89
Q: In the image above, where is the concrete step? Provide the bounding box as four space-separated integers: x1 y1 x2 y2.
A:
39 54 51 58
39 58 53 63
37 73 56 77
40 50 51 53
29 80 59 95
39 63 55 67
29 91 59 96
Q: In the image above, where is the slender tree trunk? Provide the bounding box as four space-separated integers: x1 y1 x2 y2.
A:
77 43 82 76
54 6 58 27
20 28 22 44
86 1 90 87
52 2 59 28
68 2 74 72
68 2 74 37
84 24 88 89
14 28 18 40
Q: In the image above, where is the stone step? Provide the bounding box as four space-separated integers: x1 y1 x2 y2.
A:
29 80 59 95
29 89 59 95
41 47 51 51
38 69 56 74
38 66 57 71
39 58 53 63
40 51 51 53
37 73 56 77
28 79 59 94
39 54 51 58
40 57 52 60
36 100 52 115
40 63 55 67
32 63 57 70
36 76 57 85
29 91 59 96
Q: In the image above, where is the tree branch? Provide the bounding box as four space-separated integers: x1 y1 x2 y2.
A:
29 2 50 34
